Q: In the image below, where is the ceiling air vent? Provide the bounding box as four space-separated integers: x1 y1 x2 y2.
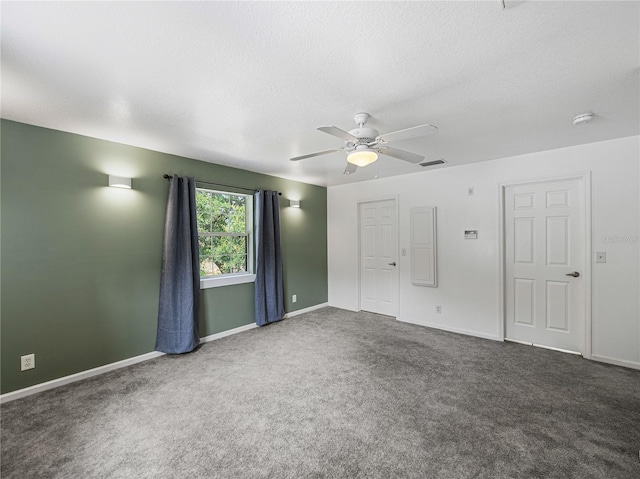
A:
419 159 446 167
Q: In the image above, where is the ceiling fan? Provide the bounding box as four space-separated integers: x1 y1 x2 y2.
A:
290 113 438 175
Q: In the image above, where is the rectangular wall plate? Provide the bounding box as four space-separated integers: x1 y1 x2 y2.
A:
21 354 35 371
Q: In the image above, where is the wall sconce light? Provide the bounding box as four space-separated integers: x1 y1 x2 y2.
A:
109 175 132 189
289 199 301 208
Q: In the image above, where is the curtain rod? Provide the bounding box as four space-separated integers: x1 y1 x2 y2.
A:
162 174 281 195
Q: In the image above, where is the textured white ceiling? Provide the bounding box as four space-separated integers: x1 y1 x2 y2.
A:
2 1 638 186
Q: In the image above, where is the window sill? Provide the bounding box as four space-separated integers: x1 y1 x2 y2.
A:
200 273 256 290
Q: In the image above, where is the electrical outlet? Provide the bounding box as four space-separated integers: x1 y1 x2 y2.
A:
435 305 442 314
21 354 35 371
292 294 297 303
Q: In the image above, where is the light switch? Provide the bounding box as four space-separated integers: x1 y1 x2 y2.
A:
595 252 606 263
401 248 407 256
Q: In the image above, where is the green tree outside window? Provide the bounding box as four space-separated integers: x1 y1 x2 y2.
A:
196 189 249 277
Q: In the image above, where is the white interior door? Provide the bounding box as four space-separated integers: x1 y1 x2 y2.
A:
505 179 585 353
359 199 397 317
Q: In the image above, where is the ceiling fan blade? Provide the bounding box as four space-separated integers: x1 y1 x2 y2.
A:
379 146 425 164
343 162 358 175
317 126 358 142
379 124 437 143
290 148 342 161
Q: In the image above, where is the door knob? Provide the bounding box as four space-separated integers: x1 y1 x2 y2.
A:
388 262 396 266
565 271 580 277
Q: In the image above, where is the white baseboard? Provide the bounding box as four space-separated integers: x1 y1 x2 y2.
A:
200 323 258 343
504 338 533 346
0 350 163 404
284 302 329 319
326 304 359 313
0 322 258 404
532 343 581 355
397 316 501 342
591 354 640 371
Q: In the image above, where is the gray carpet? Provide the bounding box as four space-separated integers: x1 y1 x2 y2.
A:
2 307 639 478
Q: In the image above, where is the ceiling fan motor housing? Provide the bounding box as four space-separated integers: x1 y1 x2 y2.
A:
348 126 379 146
348 112 380 149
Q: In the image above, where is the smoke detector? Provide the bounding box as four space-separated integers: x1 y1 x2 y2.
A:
573 113 595 126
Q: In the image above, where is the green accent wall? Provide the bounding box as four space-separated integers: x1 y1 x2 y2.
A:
0 120 328 394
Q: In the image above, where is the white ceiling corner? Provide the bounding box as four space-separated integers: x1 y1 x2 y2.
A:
1 1 638 187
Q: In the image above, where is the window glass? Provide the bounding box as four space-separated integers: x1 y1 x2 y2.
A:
196 189 251 277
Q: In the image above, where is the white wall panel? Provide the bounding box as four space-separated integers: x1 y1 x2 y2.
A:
546 281 569 332
364 225 376 259
514 278 535 326
514 218 534 264
546 216 569 266
410 207 437 287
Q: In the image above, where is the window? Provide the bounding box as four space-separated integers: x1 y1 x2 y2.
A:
196 189 253 286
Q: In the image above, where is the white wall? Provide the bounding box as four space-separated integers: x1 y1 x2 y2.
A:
328 136 640 368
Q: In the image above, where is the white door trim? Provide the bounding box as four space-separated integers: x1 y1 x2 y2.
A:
498 171 592 359
356 196 400 316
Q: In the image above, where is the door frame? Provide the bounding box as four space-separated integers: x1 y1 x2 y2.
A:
497 172 592 358
356 196 400 317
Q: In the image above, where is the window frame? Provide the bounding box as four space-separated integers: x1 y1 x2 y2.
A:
196 187 255 290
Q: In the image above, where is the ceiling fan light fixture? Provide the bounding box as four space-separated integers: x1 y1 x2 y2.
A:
347 149 378 167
